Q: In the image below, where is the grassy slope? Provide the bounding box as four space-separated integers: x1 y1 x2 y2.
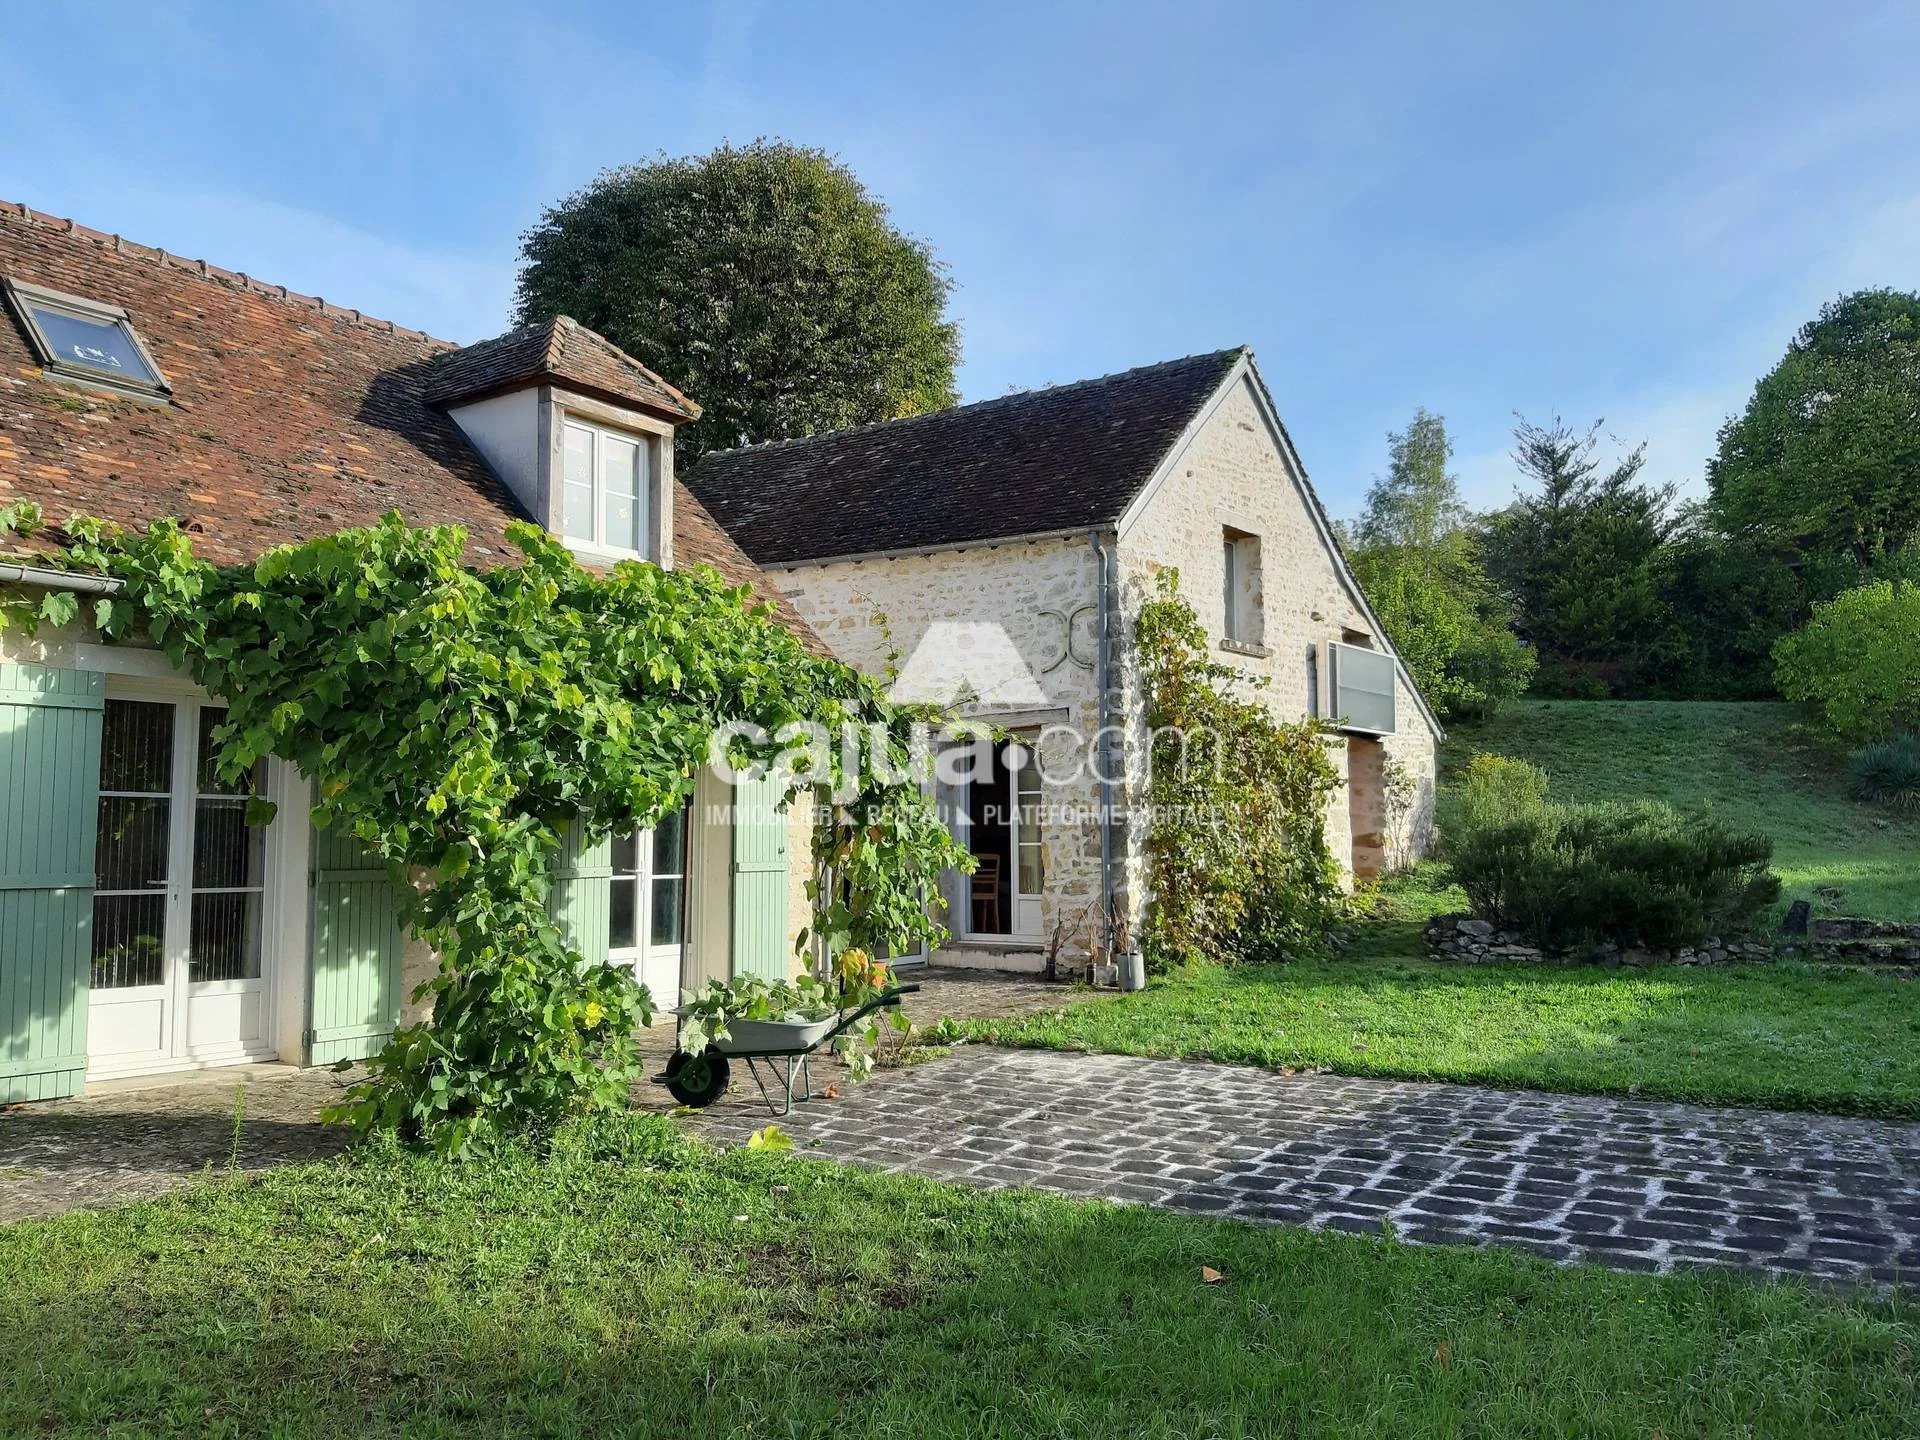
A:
1447 700 1920 924
967 698 1920 1114
1 1120 1915 1439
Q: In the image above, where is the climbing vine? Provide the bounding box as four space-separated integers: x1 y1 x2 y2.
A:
26 512 963 1153
1135 569 1347 969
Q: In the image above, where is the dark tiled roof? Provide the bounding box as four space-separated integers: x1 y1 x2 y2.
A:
425 315 699 421
0 201 817 646
686 348 1245 566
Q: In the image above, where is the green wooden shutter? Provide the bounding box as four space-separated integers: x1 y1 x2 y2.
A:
549 818 610 965
308 827 407 1065
730 773 790 981
0 664 104 1102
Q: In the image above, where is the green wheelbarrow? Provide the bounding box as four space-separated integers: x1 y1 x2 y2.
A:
660 982 920 1116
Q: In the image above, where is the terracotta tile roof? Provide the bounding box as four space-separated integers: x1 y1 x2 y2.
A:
0 200 818 648
686 348 1244 566
425 315 700 421
672 481 831 656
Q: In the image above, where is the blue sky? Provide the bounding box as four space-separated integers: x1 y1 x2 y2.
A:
4 1 1916 517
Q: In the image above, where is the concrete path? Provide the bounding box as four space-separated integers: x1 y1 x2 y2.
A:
700 1046 1920 1287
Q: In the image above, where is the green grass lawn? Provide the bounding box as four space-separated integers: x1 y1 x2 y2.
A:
1447 700 1920 923
967 867 1920 1117
971 936 1920 1116
2 1118 1916 1439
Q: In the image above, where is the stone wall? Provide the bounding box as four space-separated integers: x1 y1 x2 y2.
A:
775 536 1108 973
1426 914 1777 967
1426 913 1920 972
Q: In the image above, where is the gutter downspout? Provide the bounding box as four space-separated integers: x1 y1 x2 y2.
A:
1088 529 1116 958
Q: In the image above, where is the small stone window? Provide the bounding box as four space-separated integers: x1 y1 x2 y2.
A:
1222 526 1263 645
4 277 170 399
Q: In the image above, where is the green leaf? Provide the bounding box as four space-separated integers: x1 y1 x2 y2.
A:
38 589 79 627
746 1124 793 1152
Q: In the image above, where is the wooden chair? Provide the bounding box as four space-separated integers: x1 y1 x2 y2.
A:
970 852 1003 934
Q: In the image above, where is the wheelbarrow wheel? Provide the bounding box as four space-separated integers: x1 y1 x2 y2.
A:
665 1048 730 1107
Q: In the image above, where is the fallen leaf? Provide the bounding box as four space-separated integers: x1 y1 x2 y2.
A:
1201 1265 1225 1284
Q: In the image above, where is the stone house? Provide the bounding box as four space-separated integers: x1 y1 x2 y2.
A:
690 348 1444 972
0 202 818 1100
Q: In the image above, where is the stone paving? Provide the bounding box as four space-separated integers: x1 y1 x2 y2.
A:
699 1046 1920 1288
0 1065 353 1223
0 968 1068 1224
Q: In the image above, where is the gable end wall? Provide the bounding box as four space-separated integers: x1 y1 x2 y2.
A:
1115 372 1438 897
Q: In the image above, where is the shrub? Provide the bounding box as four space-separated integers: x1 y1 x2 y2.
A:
1851 735 1920 814
1446 798 1778 952
1773 579 1920 742
1438 753 1549 840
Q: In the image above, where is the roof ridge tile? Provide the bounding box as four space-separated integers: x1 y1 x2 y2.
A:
698 346 1247 462
0 196 456 349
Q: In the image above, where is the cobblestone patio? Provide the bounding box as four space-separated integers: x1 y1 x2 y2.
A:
0 969 1066 1224
699 1047 1920 1288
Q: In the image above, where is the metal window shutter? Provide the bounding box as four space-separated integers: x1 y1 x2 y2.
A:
0 663 105 1102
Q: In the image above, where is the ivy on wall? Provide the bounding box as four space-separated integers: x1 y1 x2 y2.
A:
9 512 961 1153
1134 569 1347 969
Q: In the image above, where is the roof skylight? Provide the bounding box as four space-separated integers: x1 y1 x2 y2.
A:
3 277 170 398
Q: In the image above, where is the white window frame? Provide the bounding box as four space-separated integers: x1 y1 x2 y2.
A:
3 276 172 400
559 416 653 559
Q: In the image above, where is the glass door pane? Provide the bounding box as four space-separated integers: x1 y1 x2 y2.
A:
650 808 687 947
189 707 265 982
93 700 175 989
609 832 642 953
1015 741 1044 896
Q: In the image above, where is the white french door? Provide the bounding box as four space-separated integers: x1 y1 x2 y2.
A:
953 734 1045 941
608 806 690 1008
88 693 276 1078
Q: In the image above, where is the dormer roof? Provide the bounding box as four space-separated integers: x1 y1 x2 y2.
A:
425 315 701 422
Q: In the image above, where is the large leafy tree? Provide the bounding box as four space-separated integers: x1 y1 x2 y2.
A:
1708 289 1920 566
516 140 959 460
1482 415 1678 697
1347 410 1532 719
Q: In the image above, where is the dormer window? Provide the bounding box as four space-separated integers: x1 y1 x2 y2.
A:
562 417 650 555
4 278 171 400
